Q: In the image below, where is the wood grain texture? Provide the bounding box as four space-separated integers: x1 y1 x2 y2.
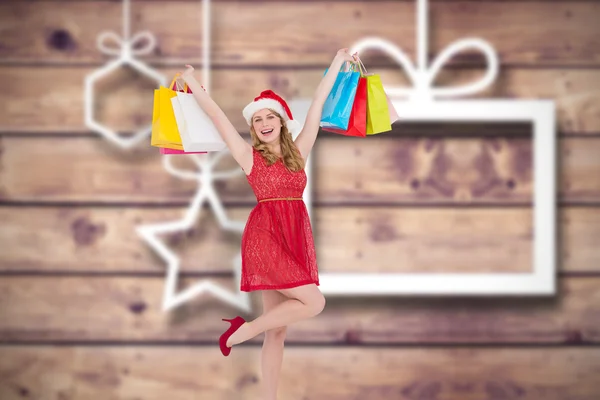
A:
0 1 597 397
1 206 598 274
0 346 599 400
2 66 600 134
0 136 598 204
1 1 599 67
0 276 599 344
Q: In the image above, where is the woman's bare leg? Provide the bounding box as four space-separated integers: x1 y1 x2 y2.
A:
260 290 288 400
226 283 325 347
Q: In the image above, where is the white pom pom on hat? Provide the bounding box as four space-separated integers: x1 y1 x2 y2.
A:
242 90 301 135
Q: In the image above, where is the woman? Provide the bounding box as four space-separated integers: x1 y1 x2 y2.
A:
178 48 357 399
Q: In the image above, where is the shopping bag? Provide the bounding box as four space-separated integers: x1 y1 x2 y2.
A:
386 93 399 124
171 90 227 152
320 62 360 130
159 147 206 155
365 74 392 135
322 76 367 137
150 76 192 150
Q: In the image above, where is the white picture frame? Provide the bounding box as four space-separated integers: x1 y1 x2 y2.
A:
292 99 556 297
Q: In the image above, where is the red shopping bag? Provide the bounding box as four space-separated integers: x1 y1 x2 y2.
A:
322 76 367 137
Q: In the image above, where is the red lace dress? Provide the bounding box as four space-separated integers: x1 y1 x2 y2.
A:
240 147 319 292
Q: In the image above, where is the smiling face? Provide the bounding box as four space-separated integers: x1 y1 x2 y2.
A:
251 108 283 144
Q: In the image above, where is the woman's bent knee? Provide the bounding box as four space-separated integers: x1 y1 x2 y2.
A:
311 294 326 316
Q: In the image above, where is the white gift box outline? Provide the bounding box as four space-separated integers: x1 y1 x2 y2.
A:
291 0 557 297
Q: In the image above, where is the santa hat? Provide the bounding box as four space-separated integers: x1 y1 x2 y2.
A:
242 90 301 135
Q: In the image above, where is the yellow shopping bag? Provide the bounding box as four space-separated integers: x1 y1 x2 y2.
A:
151 76 190 150
365 74 392 135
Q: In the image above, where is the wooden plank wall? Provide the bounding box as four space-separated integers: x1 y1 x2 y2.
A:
1 0 600 399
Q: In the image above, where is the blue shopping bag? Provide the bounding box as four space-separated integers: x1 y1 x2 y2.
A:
320 62 360 130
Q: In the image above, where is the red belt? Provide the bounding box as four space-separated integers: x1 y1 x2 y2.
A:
258 197 303 203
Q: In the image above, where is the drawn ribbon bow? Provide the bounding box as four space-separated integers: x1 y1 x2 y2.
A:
350 0 499 102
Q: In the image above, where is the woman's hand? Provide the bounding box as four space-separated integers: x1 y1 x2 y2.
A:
182 64 195 78
177 64 195 83
335 48 358 63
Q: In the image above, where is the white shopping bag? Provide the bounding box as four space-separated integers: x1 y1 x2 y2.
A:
171 92 227 152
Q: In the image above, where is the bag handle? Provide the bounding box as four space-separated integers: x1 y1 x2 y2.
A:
169 74 193 93
355 56 371 76
339 60 359 73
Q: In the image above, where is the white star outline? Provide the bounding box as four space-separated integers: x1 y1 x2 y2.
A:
136 152 252 312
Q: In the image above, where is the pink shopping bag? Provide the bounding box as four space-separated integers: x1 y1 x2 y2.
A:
159 147 207 155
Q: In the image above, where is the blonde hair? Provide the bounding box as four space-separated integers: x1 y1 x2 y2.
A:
250 109 305 172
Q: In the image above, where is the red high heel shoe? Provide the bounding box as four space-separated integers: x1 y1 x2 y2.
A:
219 316 246 356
